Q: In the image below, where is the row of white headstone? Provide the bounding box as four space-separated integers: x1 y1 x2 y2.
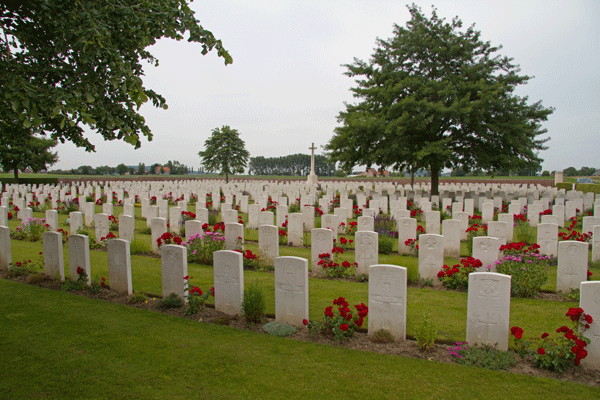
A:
3 229 598 368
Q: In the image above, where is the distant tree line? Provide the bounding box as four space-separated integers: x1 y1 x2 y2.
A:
248 154 335 177
563 166 597 176
50 160 190 176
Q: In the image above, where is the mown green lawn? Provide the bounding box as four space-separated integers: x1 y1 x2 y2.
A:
1 279 598 400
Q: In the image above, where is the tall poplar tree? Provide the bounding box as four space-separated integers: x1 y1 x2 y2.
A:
326 4 553 194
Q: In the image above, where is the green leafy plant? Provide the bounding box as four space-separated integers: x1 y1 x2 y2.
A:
157 293 184 310
415 313 437 351
437 257 482 290
263 322 297 337
511 307 593 372
241 280 266 324
6 258 40 278
128 292 148 304
62 267 89 292
306 297 368 341
378 236 393 255
562 288 580 302
186 230 225 265
317 247 356 279
450 342 516 370
11 218 49 242
183 276 214 315
495 242 549 298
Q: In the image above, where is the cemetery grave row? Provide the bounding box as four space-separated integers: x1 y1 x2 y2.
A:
1 179 600 370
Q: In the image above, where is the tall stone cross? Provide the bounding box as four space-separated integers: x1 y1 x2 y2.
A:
309 143 317 175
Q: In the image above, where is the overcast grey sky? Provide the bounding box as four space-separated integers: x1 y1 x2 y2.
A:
52 0 600 173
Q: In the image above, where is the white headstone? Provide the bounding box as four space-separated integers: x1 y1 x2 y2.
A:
418 234 444 284
259 210 274 226
118 214 135 243
45 209 58 231
274 256 309 327
536 223 558 257
288 213 304 247
466 272 511 351
355 231 378 275
472 236 501 272
169 206 182 234
225 222 244 251
442 219 461 258
161 244 187 300
151 217 167 254
185 220 204 243
311 228 333 274
0 226 11 270
487 221 508 246
425 211 440 235
94 213 109 244
397 218 417 255
107 239 133 295
580 281 600 368
354 215 372 232
213 250 244 315
68 234 90 285
557 241 589 293
592 225 600 263
259 224 279 262
43 231 64 281
368 265 407 341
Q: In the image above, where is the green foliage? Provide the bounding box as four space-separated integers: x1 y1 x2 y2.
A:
6 259 40 278
242 280 266 324
199 126 249 183
1 1 231 152
11 218 49 242
325 5 552 195
0 130 58 180
248 154 336 177
157 293 184 310
561 288 580 302
415 313 437 351
262 322 297 337
513 222 536 244
575 183 600 194
452 343 516 371
378 236 393 255
370 329 395 343
307 297 368 341
128 292 148 304
186 231 225 265
129 238 152 254
554 182 572 191
496 252 549 298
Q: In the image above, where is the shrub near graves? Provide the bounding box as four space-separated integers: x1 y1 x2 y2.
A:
437 257 482 290
450 343 516 371
241 280 266 324
494 242 549 298
306 297 368 341
511 308 593 372
186 231 225 265
12 218 49 242
414 313 437 351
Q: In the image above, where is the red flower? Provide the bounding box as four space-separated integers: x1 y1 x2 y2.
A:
510 326 523 339
537 348 546 355
209 287 215 297
541 333 549 339
76 266 83 275
340 324 349 332
303 319 308 326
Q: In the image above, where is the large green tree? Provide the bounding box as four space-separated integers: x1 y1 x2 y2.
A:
0 118 58 180
0 1 231 152
199 126 249 183
325 4 553 195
